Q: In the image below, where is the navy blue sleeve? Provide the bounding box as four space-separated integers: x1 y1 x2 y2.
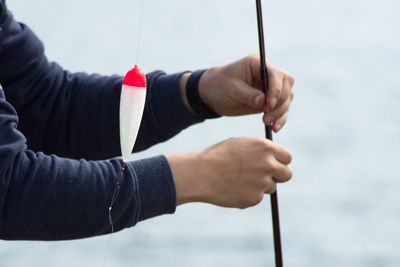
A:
0 7 203 160
0 86 176 241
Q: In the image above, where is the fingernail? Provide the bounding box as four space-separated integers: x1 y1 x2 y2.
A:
269 97 278 109
274 124 282 132
253 95 264 108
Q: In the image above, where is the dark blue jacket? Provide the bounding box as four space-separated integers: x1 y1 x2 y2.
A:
0 1 204 240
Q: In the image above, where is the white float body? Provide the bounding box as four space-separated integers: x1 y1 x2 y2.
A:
119 66 147 162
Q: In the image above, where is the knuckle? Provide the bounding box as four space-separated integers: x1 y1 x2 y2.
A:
265 181 277 194
264 157 278 171
249 54 258 60
256 193 264 203
248 54 260 64
249 193 264 207
259 138 273 150
275 169 293 183
270 66 280 75
262 176 274 188
287 74 295 86
253 138 270 151
240 192 265 208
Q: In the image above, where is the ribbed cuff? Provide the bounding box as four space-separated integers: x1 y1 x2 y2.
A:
148 71 205 138
186 69 220 119
131 155 176 221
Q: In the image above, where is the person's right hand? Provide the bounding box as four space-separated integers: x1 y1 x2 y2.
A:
167 137 292 209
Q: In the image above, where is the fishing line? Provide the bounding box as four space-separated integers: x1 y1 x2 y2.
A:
102 161 126 267
102 0 146 266
135 0 145 65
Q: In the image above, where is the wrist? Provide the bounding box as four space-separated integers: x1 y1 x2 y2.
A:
167 152 211 205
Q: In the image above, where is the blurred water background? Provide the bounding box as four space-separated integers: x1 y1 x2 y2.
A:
1 0 400 266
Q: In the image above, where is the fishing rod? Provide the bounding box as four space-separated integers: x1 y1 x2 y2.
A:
255 1 283 266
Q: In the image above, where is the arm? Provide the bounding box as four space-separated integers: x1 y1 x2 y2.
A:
0 7 203 160
0 87 176 241
0 83 293 240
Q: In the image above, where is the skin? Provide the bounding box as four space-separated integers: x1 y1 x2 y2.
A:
171 54 295 208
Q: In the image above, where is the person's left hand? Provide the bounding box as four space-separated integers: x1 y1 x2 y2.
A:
192 55 295 132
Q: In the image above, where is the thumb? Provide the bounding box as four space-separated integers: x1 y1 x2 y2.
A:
231 80 265 109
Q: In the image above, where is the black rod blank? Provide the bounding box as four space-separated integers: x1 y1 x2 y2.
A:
255 1 283 266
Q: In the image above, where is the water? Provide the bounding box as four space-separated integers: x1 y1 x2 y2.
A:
2 0 400 266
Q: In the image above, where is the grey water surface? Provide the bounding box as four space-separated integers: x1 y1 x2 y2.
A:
1 0 400 266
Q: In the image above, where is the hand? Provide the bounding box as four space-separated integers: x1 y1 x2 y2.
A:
197 55 294 132
167 137 292 209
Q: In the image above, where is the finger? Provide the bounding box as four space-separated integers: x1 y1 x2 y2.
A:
272 112 288 133
270 143 292 165
267 68 295 110
285 72 295 88
262 98 290 126
249 56 281 109
266 66 284 110
231 79 265 110
271 162 293 183
265 75 294 111
264 178 277 194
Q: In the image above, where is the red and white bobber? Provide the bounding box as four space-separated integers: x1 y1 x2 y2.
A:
119 65 147 163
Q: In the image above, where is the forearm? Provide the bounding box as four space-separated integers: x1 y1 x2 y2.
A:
0 7 203 160
0 88 176 241
167 152 205 205
1 152 137 240
0 153 176 241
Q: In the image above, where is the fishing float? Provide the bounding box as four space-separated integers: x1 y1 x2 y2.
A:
103 65 147 267
119 65 147 165
108 64 147 219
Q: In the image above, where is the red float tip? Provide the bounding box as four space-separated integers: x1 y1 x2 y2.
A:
123 65 147 88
